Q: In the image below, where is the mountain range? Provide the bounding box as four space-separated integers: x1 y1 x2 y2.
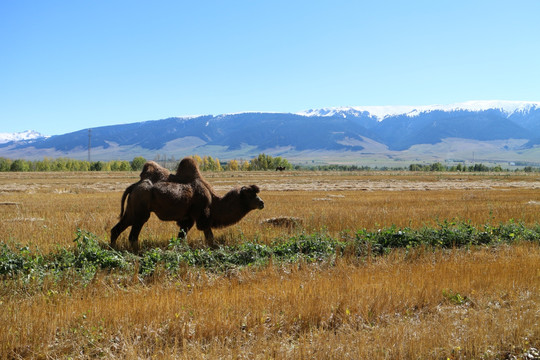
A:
1 100 540 166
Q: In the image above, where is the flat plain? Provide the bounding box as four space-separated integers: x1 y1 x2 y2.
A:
1 170 539 359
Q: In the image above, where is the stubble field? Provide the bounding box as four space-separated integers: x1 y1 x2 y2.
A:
1 170 539 359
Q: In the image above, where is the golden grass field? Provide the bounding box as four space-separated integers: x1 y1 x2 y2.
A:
1 170 539 359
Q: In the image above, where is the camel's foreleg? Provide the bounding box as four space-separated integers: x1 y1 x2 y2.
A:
177 218 194 239
203 228 216 249
195 207 211 230
128 223 144 253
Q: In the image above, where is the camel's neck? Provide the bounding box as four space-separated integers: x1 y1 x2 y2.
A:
210 191 251 228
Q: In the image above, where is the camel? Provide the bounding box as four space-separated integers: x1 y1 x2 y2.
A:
110 181 264 251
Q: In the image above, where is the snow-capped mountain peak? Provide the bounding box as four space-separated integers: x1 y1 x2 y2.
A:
405 100 540 117
0 130 47 144
299 100 540 121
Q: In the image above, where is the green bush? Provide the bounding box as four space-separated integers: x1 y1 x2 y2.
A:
131 156 147 171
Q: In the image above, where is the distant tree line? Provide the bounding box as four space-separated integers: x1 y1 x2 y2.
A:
146 153 293 172
0 154 293 172
408 162 539 172
1 156 537 173
0 157 136 172
301 164 374 171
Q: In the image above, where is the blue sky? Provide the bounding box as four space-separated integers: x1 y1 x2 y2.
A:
2 1 540 135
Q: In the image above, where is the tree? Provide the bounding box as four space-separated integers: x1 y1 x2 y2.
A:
250 153 272 170
192 155 203 169
241 160 250 171
430 162 444 172
131 156 146 171
199 156 223 171
36 158 52 171
227 159 239 171
473 163 488 172
202 156 211 171
0 158 12 172
53 158 68 171
10 159 30 172
119 161 131 171
409 164 423 171
249 153 292 170
90 161 104 171
79 161 91 171
214 157 223 171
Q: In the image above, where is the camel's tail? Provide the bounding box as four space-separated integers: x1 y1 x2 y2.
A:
119 183 137 219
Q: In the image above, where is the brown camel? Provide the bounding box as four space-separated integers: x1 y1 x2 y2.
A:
111 179 211 251
110 181 264 251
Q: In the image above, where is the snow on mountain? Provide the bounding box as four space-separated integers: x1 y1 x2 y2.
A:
299 100 540 121
299 105 417 119
0 130 47 144
405 100 540 118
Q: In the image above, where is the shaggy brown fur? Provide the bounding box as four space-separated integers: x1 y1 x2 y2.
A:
140 157 216 195
139 160 172 183
110 182 264 251
174 157 218 199
120 157 217 220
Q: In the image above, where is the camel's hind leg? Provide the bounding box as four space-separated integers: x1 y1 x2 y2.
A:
128 212 150 253
111 218 131 248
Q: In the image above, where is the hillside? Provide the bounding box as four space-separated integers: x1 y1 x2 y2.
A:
1 101 540 165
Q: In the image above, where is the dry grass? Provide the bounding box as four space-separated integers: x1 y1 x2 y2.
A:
1 171 539 250
1 171 539 359
1 244 538 359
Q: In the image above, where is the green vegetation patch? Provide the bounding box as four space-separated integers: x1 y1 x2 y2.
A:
1 221 539 283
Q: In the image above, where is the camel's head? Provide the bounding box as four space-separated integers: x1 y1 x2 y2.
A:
241 185 265 210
